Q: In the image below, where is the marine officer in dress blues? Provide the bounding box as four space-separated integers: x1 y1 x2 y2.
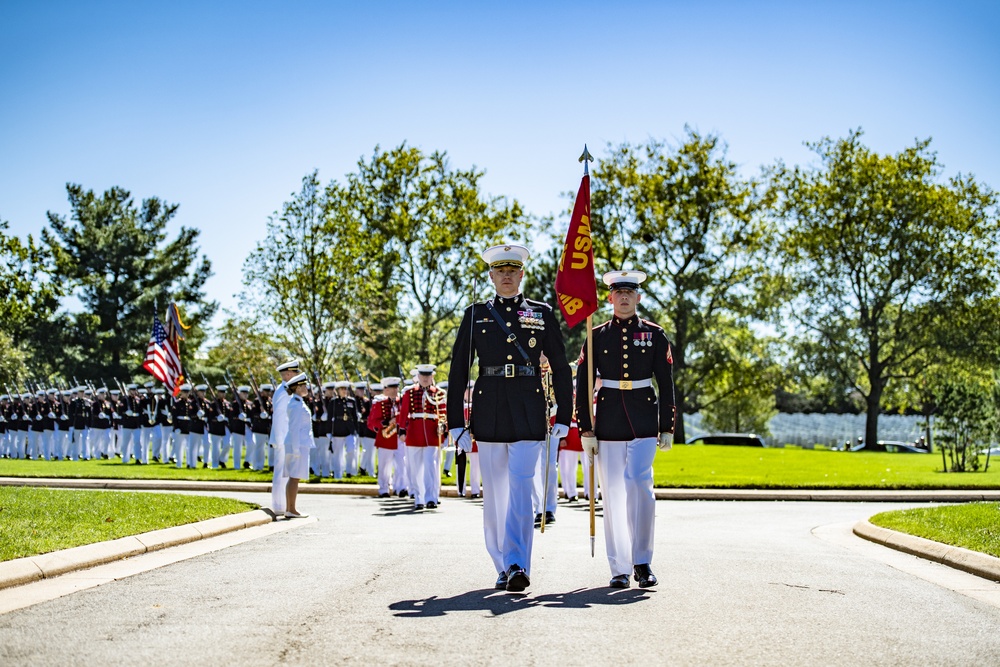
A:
576 270 676 589
447 243 573 592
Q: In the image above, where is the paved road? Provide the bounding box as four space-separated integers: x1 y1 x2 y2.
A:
2 494 1000 666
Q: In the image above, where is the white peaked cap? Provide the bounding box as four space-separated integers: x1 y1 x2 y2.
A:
370 383 383 391
287 372 308 387
353 381 367 389
415 364 436 374
482 243 530 268
276 359 300 372
179 384 192 392
334 380 351 389
215 384 229 392
238 386 250 393
322 382 336 390
380 377 401 387
260 383 274 391
602 270 647 290
438 381 449 389
194 384 208 391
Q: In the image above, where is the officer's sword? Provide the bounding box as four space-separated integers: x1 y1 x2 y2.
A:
540 366 553 534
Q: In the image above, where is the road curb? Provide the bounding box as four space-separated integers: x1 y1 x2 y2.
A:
5 477 1000 502
0 509 273 591
853 519 1000 583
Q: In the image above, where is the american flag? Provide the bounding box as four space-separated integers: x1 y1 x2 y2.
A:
143 315 184 396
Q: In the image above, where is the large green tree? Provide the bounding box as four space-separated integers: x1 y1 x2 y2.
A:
773 129 1000 447
0 219 63 382
241 171 372 377
586 130 777 442
345 144 530 370
42 184 216 380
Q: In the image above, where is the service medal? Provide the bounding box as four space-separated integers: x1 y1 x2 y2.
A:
528 337 537 348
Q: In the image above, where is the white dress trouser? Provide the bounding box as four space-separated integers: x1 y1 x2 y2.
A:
208 434 225 468
230 433 245 469
345 434 359 475
360 437 376 474
532 435 559 514
330 436 348 479
423 446 441 503
250 432 268 470
121 428 139 462
271 443 287 513
478 440 543 576
376 447 396 494
442 446 455 473
406 445 427 505
314 435 330 476
393 446 408 492
468 452 482 496
595 437 658 577
559 450 581 499
172 432 187 466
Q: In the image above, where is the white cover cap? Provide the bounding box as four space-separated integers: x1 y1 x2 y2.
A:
482 243 530 268
602 270 647 290
276 359 300 372
380 376 401 387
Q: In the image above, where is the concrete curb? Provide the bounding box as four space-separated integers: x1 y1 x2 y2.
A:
5 477 1000 502
0 509 273 591
853 519 1000 583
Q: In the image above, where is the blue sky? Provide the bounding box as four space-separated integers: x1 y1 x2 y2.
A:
2 1 997 326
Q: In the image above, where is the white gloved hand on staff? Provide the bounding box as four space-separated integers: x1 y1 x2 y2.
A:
550 423 569 440
580 434 598 456
449 428 471 454
657 432 674 451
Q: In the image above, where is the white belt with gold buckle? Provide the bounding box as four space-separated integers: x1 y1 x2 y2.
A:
601 379 652 390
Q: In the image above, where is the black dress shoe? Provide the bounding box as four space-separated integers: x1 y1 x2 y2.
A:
378 493 389 498
495 571 509 589
219 462 226 469
426 501 437 509
609 574 630 589
567 496 578 503
345 473 352 478
152 457 160 463
544 511 555 525
471 494 480 499
359 468 368 477
398 490 408 498
242 461 250 469
506 565 529 592
534 513 543 527
633 564 658 588
414 504 425 511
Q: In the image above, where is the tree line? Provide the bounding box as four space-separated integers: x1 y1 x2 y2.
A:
2 128 999 454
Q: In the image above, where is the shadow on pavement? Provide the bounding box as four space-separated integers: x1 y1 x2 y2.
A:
389 586 653 617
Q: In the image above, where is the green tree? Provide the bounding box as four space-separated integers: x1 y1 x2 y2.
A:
42 185 216 380
699 321 781 436
200 313 286 386
773 129 1000 447
0 219 63 378
242 171 375 376
345 144 530 368
934 373 997 472
587 130 777 442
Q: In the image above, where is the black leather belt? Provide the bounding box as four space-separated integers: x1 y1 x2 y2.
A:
480 365 537 378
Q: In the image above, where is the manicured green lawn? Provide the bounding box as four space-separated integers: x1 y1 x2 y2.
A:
3 445 999 489
0 487 258 561
645 445 1000 489
869 503 1000 559
0 457 376 485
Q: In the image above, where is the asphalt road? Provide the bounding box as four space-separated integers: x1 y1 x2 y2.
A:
2 493 1000 666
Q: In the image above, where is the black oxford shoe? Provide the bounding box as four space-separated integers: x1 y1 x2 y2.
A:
426 501 437 509
544 511 555 525
414 504 425 511
533 513 543 527
495 571 509 589
609 574 630 589
633 564 658 588
506 565 530 592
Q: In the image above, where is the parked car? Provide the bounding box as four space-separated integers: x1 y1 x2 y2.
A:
686 433 767 448
850 440 929 454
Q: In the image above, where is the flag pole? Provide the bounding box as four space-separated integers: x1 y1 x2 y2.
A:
579 144 597 558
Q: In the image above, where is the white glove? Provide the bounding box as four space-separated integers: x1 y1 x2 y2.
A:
99 412 107 419
112 412 120 420
581 434 598 456
48 412 56 419
125 410 135 417
60 415 68 420
197 410 205 418
260 411 269 419
449 427 471 453
35 414 42 421
550 423 570 440
239 413 247 420
658 432 674 451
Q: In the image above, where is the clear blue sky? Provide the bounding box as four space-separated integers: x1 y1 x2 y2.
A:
2 0 997 327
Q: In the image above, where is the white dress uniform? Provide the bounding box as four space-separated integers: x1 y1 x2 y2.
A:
269 378 292 514
284 392 314 479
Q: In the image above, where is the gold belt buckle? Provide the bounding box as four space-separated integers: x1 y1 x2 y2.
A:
504 364 515 378
619 380 633 390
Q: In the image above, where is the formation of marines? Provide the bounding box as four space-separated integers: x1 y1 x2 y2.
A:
1 242 676 592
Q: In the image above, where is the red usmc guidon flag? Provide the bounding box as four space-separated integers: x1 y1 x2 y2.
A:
555 173 598 328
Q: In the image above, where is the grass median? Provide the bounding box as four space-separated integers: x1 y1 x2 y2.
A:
3 445 999 489
869 503 1000 559
0 487 258 562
